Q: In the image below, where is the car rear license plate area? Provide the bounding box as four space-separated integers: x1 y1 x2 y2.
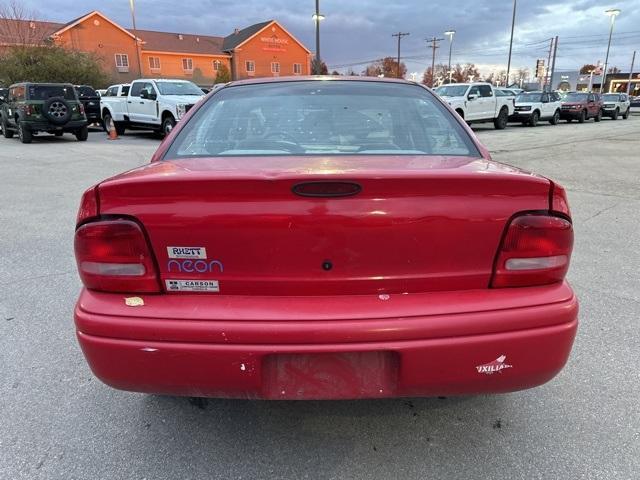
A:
262 351 398 400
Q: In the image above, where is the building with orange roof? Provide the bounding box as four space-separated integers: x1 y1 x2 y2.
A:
0 11 312 86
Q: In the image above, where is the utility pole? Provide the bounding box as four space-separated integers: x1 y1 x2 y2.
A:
627 51 636 95
129 0 142 77
427 36 443 87
549 36 559 91
545 37 554 91
505 0 517 88
392 32 410 78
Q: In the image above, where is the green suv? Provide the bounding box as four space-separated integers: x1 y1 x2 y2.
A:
0 83 88 143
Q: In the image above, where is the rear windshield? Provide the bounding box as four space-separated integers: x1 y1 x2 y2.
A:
517 93 543 102
435 85 468 97
564 93 588 102
164 81 480 159
28 85 76 100
76 86 97 97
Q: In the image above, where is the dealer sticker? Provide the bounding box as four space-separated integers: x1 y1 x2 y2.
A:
165 279 219 292
167 246 207 259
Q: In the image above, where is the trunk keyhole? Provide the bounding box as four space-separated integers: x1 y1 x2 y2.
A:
322 260 333 271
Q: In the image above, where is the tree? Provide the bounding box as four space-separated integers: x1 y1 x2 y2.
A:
311 58 328 75
0 0 47 46
450 63 480 83
512 67 530 86
580 64 598 74
363 57 406 78
214 63 231 84
0 45 109 86
608 66 620 74
330 70 340 76
422 63 447 87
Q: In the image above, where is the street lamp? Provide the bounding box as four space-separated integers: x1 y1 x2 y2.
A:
444 29 456 83
601 8 621 93
312 0 325 73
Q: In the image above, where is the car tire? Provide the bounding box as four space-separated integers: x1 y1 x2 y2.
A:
42 97 72 125
75 125 89 141
1 117 13 138
162 115 176 137
622 108 630 120
578 110 586 123
18 122 32 144
493 107 508 130
528 110 539 127
549 110 560 125
103 113 126 136
611 108 619 120
594 109 602 122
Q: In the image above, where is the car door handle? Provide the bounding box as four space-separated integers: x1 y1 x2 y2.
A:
139 102 145 104
127 101 132 103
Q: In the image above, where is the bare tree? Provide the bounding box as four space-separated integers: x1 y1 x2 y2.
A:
0 0 46 46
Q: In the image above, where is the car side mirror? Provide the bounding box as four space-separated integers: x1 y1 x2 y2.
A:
140 90 150 99
0 96 5 103
468 93 479 101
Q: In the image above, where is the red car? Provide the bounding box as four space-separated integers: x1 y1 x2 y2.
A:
560 92 603 123
74 77 578 400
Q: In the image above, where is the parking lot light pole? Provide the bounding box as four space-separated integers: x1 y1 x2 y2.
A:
505 0 517 88
444 29 456 83
312 0 325 72
601 8 621 93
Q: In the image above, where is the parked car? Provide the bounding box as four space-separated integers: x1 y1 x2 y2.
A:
75 85 101 125
630 96 640 108
73 77 578 400
560 92 603 123
496 88 517 104
434 82 514 129
0 87 8 102
100 78 205 136
601 92 631 120
96 89 107 97
1 82 88 143
510 91 562 126
99 84 130 134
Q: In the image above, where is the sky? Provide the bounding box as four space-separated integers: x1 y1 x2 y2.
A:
23 0 640 79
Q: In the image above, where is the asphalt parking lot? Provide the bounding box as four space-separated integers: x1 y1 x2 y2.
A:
1 115 639 480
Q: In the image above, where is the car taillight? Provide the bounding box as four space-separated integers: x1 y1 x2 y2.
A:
74 219 160 293
79 103 85 115
491 214 573 288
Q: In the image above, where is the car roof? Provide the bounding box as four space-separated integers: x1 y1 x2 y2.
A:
10 82 74 87
225 75 416 88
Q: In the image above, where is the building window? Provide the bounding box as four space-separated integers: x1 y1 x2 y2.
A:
182 58 193 71
213 60 221 71
246 61 255 75
115 53 129 72
148 56 161 71
271 62 280 75
293 63 302 75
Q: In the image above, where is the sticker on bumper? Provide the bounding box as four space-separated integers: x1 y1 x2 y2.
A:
167 246 207 259
475 355 512 375
165 279 219 292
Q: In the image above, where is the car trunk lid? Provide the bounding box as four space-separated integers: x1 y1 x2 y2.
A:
96 155 551 296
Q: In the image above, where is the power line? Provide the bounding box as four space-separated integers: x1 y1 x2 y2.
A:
392 32 410 78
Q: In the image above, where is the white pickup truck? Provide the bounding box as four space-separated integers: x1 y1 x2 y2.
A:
434 82 514 129
100 79 205 136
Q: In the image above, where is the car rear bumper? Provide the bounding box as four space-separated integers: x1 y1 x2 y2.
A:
75 282 579 400
25 119 88 131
